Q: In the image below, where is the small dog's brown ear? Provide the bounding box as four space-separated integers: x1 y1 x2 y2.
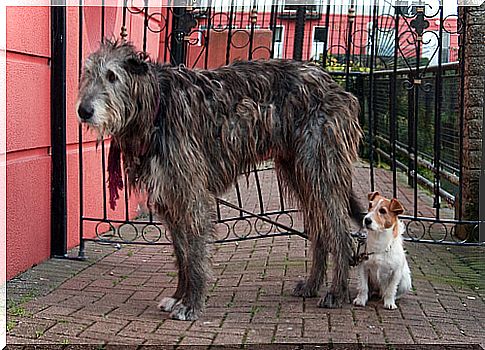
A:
368 191 380 201
390 198 405 215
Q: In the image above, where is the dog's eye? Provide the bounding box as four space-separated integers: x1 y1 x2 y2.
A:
106 70 117 83
379 208 387 215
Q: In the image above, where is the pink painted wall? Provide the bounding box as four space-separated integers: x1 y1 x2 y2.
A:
6 5 163 279
6 6 52 280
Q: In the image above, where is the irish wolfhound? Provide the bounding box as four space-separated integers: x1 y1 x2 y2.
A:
77 40 363 321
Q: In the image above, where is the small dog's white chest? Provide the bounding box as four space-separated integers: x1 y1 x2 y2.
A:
364 254 394 282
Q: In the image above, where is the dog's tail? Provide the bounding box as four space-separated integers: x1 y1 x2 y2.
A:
349 189 365 228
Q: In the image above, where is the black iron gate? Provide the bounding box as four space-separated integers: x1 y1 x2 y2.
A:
52 0 484 259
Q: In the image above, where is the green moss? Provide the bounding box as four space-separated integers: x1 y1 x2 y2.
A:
35 330 44 339
6 320 17 333
8 305 27 317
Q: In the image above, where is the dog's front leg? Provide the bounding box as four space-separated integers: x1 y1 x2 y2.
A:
352 264 369 307
381 270 402 310
157 192 215 321
170 228 210 320
158 226 188 313
157 207 188 314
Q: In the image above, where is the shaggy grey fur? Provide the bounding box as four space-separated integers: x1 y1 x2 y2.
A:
77 40 362 321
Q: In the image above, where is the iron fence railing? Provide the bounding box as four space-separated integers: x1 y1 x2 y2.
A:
360 63 461 204
48 1 484 260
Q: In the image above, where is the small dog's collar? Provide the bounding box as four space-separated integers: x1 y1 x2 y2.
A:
350 230 373 267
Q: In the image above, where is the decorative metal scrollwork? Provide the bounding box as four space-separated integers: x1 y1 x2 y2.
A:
410 6 430 38
176 10 198 35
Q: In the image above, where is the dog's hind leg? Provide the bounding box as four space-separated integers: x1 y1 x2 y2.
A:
290 117 354 308
292 232 328 297
317 202 352 308
276 157 328 298
396 261 412 299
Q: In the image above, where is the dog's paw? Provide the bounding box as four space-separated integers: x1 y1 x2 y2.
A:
158 297 178 312
352 296 367 307
318 292 343 308
383 301 397 310
292 280 318 298
170 301 200 321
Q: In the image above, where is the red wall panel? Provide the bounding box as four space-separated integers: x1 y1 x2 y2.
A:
6 54 51 153
6 6 50 58
6 155 51 280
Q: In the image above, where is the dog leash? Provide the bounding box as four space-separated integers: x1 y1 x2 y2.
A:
350 230 374 267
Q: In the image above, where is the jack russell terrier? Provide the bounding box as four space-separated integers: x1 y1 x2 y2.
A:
353 191 412 310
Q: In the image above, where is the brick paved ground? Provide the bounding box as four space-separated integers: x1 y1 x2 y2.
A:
6 164 485 349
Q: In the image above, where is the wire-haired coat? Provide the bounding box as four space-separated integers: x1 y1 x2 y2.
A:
77 40 363 320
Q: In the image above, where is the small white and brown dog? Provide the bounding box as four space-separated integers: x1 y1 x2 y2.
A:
353 191 412 310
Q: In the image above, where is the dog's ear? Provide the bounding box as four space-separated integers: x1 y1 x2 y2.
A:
368 191 380 201
124 56 148 75
390 198 405 215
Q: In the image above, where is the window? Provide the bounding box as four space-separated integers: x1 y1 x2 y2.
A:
311 26 327 60
273 25 284 43
313 26 327 43
272 25 285 58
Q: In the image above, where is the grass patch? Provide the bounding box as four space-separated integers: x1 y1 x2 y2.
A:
7 291 37 320
35 330 44 339
6 320 17 333
112 275 129 286
166 271 177 278
19 291 37 304
250 305 262 317
8 305 28 317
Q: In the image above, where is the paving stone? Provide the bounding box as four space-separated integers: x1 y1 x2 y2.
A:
6 165 485 347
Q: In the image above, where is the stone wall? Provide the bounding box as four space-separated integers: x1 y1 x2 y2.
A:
460 3 485 239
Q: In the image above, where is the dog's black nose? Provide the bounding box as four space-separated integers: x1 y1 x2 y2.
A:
364 217 372 227
78 103 94 121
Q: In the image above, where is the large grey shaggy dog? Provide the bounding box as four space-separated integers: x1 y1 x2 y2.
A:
77 40 363 321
